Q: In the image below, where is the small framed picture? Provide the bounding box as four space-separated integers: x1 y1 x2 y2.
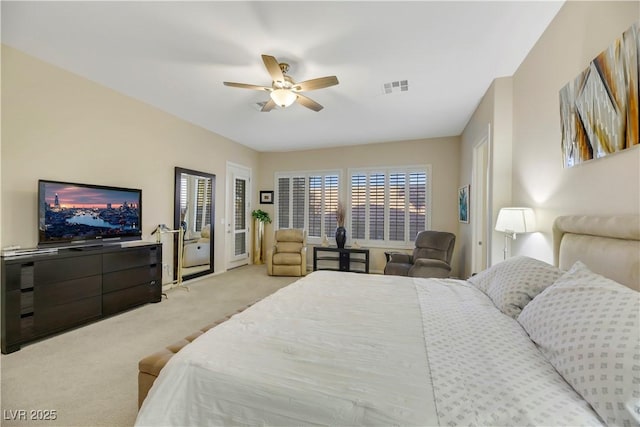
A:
458 185 469 223
260 190 274 204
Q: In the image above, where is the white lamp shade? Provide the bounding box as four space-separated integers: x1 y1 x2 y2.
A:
495 207 536 233
270 89 297 108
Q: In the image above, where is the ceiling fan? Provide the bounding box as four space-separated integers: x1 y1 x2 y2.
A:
223 54 339 112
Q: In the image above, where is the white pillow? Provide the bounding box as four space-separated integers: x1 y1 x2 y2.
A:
518 261 640 426
467 256 563 318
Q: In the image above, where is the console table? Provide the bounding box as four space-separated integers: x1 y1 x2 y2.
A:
313 246 370 274
1 242 162 354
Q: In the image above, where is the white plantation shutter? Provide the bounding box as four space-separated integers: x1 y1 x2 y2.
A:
350 174 366 240
275 167 428 246
180 175 188 213
349 166 430 246
324 175 339 234
195 178 212 231
276 171 341 240
308 176 322 237
234 178 246 256
369 173 385 241
277 177 290 229
409 172 427 241
388 173 405 241
292 177 306 229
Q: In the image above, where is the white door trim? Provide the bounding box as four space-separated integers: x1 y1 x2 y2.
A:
471 124 491 275
226 162 252 270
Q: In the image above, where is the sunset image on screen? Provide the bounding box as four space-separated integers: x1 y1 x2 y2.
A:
44 184 139 209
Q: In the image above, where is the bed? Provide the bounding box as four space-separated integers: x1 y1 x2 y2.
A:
135 215 640 426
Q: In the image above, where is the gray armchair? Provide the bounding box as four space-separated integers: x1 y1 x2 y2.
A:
384 230 456 278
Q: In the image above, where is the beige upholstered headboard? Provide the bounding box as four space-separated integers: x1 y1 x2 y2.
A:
553 215 640 291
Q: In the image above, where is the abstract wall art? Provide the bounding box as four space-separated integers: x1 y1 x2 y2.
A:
559 22 639 168
458 185 469 224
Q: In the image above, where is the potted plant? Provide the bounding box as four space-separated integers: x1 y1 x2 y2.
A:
252 209 272 264
251 209 272 224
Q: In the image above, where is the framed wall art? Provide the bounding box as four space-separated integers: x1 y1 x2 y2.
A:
260 190 274 204
559 22 639 167
458 185 469 223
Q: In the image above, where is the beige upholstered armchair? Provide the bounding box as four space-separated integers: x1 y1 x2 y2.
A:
266 229 307 276
182 224 211 268
384 230 456 278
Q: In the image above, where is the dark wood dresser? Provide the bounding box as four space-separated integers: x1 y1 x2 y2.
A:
1 242 162 353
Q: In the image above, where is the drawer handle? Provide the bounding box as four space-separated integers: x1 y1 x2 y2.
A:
150 280 156 285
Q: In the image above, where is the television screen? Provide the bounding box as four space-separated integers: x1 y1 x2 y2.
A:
38 180 142 247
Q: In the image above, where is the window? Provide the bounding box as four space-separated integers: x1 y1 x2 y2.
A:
348 166 431 246
276 171 341 240
234 178 246 255
276 166 429 247
180 175 211 233
195 177 212 231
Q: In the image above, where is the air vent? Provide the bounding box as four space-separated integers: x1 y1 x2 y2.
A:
383 80 409 94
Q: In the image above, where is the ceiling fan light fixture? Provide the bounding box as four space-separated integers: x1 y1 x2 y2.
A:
224 54 338 112
270 89 297 108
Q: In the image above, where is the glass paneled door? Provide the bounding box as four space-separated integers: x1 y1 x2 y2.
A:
226 163 251 269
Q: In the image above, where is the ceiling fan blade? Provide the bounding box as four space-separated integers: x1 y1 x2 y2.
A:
261 99 277 112
262 54 284 83
223 82 271 91
293 76 339 92
296 94 324 112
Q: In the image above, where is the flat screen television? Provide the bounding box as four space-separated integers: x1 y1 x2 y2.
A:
38 179 142 247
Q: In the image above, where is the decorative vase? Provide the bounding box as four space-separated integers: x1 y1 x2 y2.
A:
335 226 346 248
253 219 264 264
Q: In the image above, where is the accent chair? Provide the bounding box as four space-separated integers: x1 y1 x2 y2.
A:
266 228 307 276
384 230 455 278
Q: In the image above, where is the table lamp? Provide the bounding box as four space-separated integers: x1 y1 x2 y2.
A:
495 207 536 259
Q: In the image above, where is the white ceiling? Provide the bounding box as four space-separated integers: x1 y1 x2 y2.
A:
1 1 564 152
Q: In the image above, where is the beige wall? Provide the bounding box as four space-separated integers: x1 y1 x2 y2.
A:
258 137 462 275
459 77 514 278
1 46 259 279
1 45 461 279
459 1 639 271
511 1 640 264
7 1 636 281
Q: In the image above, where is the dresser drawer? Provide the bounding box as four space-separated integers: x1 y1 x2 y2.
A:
34 275 102 308
2 290 21 346
35 255 101 284
102 284 152 315
2 263 35 292
103 246 159 273
35 296 102 335
103 265 158 293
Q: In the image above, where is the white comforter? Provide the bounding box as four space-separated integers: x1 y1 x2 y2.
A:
136 271 602 426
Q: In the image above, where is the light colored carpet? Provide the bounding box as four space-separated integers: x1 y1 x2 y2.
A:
0 265 297 427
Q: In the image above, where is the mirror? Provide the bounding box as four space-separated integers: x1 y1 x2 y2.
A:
174 167 216 282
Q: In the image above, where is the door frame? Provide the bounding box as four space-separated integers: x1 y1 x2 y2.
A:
471 124 492 276
225 162 252 270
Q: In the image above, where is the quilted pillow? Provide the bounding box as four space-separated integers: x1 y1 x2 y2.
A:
467 256 563 318
518 261 640 426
